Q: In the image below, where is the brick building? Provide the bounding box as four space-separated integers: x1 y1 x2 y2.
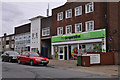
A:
41 16 52 58
0 33 15 53
51 2 119 60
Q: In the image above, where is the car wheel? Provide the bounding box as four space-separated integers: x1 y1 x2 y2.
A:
30 60 34 66
18 59 21 64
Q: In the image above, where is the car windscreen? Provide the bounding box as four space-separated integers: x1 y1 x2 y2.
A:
8 51 19 55
29 53 39 57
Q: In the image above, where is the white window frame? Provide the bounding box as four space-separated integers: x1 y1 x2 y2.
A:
66 9 72 19
6 37 9 41
11 44 14 48
57 27 63 35
75 23 82 33
6 45 9 49
85 2 94 13
66 25 72 34
12 36 14 40
57 12 63 21
85 20 94 31
42 27 50 36
75 6 82 16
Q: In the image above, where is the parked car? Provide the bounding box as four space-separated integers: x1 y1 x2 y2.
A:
1 51 19 62
17 51 49 66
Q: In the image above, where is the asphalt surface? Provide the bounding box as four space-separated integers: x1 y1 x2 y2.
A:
1 61 110 79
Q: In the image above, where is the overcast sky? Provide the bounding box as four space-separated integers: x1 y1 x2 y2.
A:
1 0 67 36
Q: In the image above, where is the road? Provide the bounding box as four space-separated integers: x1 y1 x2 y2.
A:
1 61 110 79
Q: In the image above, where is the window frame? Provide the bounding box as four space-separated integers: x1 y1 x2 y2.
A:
57 12 63 21
66 9 72 19
66 25 72 34
57 27 63 35
75 23 82 33
75 6 82 16
42 27 50 36
85 20 94 31
85 2 94 14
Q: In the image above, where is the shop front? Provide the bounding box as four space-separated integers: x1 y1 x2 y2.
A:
51 29 106 60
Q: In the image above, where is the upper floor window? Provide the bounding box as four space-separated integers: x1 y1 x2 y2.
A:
57 27 63 35
85 2 94 13
75 23 82 33
6 45 9 49
42 27 50 36
36 33 38 38
66 25 72 34
75 6 82 16
12 36 14 40
6 37 9 41
57 12 63 21
32 33 34 38
66 9 72 19
85 21 94 31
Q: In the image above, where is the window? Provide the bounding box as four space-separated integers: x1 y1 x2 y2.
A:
75 23 82 33
66 25 72 34
25 53 29 57
66 9 72 18
85 2 94 13
12 36 14 40
6 37 9 40
42 27 50 36
11 44 14 48
6 45 9 48
75 6 82 16
85 21 94 31
21 52 26 56
36 33 38 38
32 33 34 38
57 27 63 35
57 12 63 21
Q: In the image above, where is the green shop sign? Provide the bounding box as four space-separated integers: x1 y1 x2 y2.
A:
52 29 105 42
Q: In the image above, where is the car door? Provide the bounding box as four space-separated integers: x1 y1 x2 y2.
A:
24 52 30 63
20 52 26 62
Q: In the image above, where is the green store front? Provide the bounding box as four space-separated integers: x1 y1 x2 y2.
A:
51 29 106 60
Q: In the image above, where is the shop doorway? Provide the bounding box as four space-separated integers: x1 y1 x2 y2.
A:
58 46 64 60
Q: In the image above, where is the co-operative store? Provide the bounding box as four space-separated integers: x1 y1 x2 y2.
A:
51 29 106 60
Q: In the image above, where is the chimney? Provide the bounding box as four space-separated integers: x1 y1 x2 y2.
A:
47 3 49 17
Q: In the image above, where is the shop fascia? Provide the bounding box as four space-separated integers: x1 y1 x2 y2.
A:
51 29 106 60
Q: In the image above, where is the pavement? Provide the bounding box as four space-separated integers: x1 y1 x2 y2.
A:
49 60 119 78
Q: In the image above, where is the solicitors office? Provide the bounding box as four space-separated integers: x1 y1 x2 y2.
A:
51 29 106 60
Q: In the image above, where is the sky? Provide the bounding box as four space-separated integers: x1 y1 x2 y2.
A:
1 0 67 36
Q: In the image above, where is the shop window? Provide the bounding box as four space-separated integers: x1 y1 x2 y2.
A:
75 6 82 16
66 9 72 19
85 21 94 31
57 12 63 21
71 45 78 60
86 44 93 52
75 23 82 33
66 25 72 34
93 43 102 52
57 27 63 35
85 2 94 13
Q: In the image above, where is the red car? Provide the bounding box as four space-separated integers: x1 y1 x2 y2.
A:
17 51 49 66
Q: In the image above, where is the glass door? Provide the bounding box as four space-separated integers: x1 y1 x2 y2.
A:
58 46 64 60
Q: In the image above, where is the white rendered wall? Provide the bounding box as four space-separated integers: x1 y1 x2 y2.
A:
30 18 41 53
